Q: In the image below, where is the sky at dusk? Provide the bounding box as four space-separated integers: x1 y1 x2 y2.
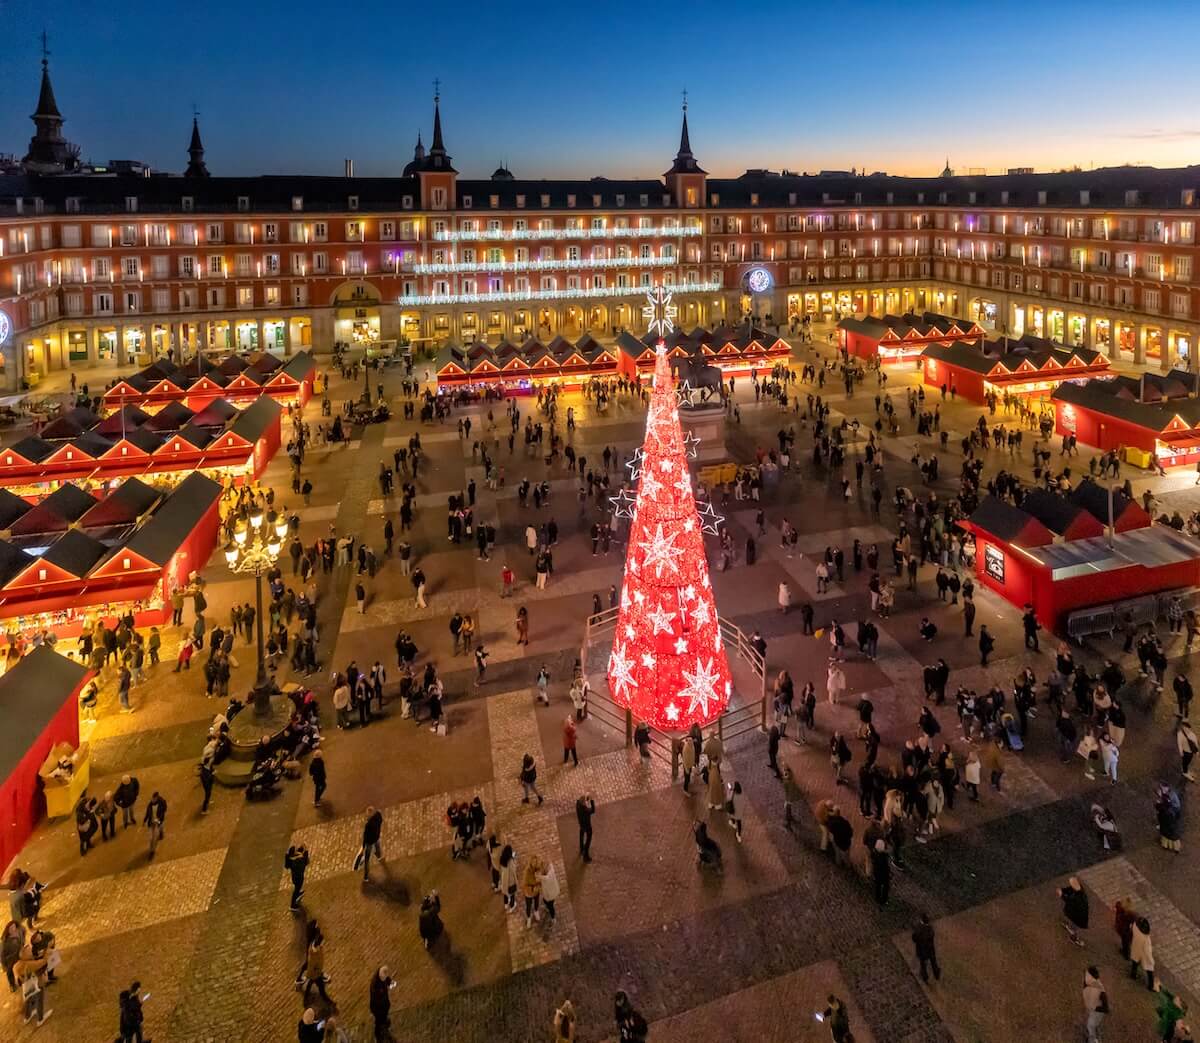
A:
3 0 1199 181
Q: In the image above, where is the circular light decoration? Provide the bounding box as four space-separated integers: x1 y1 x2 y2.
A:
0 310 10 347
745 267 772 294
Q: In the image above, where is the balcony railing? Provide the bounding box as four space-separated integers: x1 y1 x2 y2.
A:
434 225 702 243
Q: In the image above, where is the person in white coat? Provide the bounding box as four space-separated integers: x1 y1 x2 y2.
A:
539 860 561 925
778 582 792 615
826 663 846 705
1129 917 1155 991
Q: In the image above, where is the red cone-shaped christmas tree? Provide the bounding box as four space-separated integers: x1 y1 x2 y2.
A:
607 343 732 732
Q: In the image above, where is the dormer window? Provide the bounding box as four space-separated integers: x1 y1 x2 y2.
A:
237 196 250 212
541 194 550 208
348 195 359 211
292 196 304 211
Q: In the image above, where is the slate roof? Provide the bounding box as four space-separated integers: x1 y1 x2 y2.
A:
40 529 108 576
123 472 221 566
10 484 97 536
965 495 1054 546
0 646 89 782
0 490 31 530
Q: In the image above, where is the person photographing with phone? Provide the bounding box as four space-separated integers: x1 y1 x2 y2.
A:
118 981 148 1043
816 994 852 1042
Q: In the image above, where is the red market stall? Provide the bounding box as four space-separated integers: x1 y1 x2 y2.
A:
960 488 1199 633
922 337 1111 403
0 396 282 496
435 334 634 394
0 646 91 874
102 351 314 412
619 325 791 381
1052 371 1200 469
839 312 983 363
0 471 223 637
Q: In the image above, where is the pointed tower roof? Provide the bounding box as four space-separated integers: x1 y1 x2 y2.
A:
665 97 705 176
34 59 61 119
420 88 456 173
402 130 425 177
23 43 78 175
185 114 210 177
940 157 954 178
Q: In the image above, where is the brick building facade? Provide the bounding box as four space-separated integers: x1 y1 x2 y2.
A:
3 64 1200 391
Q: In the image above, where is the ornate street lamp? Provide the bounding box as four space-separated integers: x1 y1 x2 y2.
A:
224 505 290 713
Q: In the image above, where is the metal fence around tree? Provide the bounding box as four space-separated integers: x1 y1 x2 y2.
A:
580 606 767 772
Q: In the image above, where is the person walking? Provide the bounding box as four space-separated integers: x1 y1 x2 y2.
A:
912 912 941 983
143 791 167 860
353 806 385 881
285 844 310 910
1082 966 1109 1043
681 733 696 793
309 749 327 806
118 985 145 1042
369 966 395 1042
1059 876 1089 946
979 625 995 666
539 859 561 926
576 794 595 862
300 932 330 1003
199 759 215 814
519 754 544 804
562 716 578 767
1130 916 1156 991
115 773 140 829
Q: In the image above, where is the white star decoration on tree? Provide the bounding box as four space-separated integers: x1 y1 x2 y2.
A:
679 656 725 717
609 645 637 700
696 501 725 536
675 380 698 408
638 523 681 578
609 487 638 520
690 598 711 627
665 702 680 722
625 448 645 481
682 431 701 459
674 469 693 498
646 603 675 635
638 469 664 500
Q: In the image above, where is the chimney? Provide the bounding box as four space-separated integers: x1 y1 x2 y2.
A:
344 158 353 177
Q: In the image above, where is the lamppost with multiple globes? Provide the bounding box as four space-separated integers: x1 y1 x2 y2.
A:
224 505 289 713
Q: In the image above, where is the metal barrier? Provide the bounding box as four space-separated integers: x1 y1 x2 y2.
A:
580 604 768 771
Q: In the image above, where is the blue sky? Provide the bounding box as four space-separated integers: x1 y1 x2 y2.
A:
3 0 1198 179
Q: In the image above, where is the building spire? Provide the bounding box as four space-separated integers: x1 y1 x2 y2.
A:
430 80 446 156
23 33 78 174
417 81 455 173
185 106 210 177
665 90 705 176
678 88 691 157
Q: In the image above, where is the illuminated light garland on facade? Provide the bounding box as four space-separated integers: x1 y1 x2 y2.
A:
398 279 722 307
412 256 678 276
607 343 732 731
432 225 703 243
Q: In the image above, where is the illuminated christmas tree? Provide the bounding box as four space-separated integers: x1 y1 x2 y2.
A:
607 289 732 731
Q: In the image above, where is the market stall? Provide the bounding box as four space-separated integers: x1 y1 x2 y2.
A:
0 646 91 872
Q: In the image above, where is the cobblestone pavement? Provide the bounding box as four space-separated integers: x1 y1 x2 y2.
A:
3 332 1199 1042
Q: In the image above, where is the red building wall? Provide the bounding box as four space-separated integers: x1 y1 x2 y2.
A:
924 358 986 402
0 676 85 873
1055 401 1157 455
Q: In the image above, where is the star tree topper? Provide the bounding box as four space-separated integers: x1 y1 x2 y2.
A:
643 285 677 339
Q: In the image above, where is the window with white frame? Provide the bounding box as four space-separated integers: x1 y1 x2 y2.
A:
236 286 254 308
94 292 114 314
